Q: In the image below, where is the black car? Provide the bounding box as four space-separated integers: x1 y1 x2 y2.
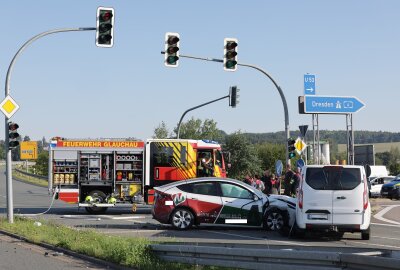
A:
381 178 400 199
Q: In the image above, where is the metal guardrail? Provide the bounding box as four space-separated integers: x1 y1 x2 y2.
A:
150 244 400 270
15 168 48 180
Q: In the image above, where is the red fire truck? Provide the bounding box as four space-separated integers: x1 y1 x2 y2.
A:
48 138 228 213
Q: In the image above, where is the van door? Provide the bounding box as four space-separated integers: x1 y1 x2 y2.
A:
331 167 364 225
302 167 333 225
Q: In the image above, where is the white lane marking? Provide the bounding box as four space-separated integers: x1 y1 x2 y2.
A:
204 230 309 246
373 205 400 225
98 215 146 220
351 241 400 250
372 235 400 241
61 215 146 220
371 222 400 228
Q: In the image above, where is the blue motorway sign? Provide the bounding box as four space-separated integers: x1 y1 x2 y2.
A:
304 74 316 95
304 95 365 114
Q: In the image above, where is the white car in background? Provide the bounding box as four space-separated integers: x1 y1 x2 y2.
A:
369 176 395 197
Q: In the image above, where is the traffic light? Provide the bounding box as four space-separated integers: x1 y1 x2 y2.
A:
224 38 238 71
8 122 20 150
96 7 114 47
287 138 296 159
165 32 180 67
229 86 240 107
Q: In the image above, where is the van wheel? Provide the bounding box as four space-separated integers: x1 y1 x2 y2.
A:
170 208 194 230
264 209 286 231
85 190 108 214
361 227 370 240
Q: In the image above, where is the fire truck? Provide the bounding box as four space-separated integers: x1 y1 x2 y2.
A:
48 138 228 213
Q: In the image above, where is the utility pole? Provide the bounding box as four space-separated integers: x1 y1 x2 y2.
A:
4 27 95 223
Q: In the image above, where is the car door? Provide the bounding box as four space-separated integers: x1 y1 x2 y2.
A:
332 168 364 225
216 182 263 226
179 182 223 224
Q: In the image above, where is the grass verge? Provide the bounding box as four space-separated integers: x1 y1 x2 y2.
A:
12 169 48 187
0 217 225 270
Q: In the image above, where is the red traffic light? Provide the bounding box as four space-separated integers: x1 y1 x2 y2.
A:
167 36 179 45
226 41 237 50
100 11 113 22
8 122 19 131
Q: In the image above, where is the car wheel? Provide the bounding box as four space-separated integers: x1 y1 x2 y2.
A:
85 190 108 214
264 208 286 231
170 208 194 230
361 227 370 240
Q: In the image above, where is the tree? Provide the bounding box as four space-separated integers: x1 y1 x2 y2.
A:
153 121 170 139
256 143 285 171
33 151 49 176
224 131 262 180
173 117 223 141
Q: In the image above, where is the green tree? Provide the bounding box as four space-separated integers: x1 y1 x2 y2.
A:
224 131 262 180
33 151 49 176
173 117 223 141
256 143 285 171
153 121 170 139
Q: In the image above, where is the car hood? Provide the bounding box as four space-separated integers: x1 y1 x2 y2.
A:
382 181 400 188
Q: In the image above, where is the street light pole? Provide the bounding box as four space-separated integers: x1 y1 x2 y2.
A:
4 27 95 223
177 95 229 139
162 52 290 166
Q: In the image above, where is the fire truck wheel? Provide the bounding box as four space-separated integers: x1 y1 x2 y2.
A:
85 190 108 214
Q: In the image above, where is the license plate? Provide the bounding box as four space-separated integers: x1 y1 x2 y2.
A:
308 214 328 220
382 192 388 195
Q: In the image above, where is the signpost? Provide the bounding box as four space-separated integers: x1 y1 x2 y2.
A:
301 95 365 114
304 74 316 95
295 137 307 155
20 141 38 160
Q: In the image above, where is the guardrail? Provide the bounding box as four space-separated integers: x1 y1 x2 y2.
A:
150 244 400 270
15 168 48 180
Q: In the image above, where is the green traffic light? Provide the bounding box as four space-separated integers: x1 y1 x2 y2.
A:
225 60 237 69
167 56 179 64
289 152 296 159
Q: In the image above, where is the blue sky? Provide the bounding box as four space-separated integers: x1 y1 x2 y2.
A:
1 1 399 141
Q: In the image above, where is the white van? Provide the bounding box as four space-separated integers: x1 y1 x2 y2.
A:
296 165 371 240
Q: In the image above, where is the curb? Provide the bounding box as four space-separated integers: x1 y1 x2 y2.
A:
0 229 136 270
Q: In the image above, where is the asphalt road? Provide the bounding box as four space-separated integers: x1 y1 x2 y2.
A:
1 170 400 253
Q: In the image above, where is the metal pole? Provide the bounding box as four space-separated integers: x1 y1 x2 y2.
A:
163 52 291 167
177 95 229 138
5 27 95 223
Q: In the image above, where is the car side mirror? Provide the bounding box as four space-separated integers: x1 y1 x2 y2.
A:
253 194 259 201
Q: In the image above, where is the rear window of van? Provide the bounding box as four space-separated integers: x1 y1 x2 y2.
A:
305 167 361 190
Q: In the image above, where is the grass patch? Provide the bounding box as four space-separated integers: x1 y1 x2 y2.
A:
12 169 48 187
0 217 227 270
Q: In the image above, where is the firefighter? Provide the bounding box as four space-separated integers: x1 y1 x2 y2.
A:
198 152 214 177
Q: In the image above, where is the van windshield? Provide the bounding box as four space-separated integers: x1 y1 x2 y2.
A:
306 167 361 190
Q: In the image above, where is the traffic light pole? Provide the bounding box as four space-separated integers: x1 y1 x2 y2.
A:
177 95 229 139
4 27 95 223
162 52 290 166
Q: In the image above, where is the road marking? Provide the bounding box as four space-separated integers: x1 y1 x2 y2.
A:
204 230 309 246
373 205 400 225
372 235 400 241
61 215 146 220
351 241 400 250
371 222 400 228
98 215 146 220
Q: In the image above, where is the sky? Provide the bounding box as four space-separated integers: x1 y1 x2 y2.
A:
1 1 399 142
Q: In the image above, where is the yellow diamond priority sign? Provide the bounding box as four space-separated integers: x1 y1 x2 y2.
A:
0 95 20 119
295 138 307 155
